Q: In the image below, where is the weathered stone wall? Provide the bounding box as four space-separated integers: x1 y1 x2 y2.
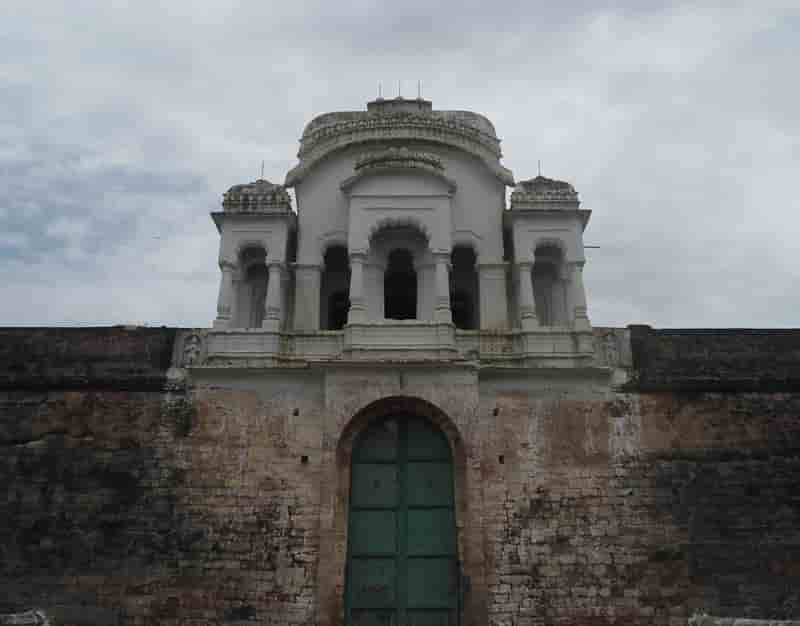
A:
1 326 799 625
480 327 800 626
0 328 194 624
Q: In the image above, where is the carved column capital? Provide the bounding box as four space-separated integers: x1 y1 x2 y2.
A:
266 261 286 278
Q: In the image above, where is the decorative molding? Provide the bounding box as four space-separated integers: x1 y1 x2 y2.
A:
223 179 292 213
234 238 269 259
317 229 349 263
452 230 483 255
367 215 431 244
533 237 568 257
341 148 457 194
182 332 204 366
285 112 514 186
510 175 579 207
355 147 444 171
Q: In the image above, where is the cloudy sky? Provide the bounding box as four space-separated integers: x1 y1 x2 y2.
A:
1 1 797 328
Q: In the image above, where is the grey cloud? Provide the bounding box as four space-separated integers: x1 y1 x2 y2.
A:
0 1 798 327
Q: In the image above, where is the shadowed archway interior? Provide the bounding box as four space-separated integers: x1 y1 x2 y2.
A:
384 249 417 320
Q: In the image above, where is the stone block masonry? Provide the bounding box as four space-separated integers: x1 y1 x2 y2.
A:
1 326 799 625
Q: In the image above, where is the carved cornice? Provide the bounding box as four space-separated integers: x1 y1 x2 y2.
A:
355 147 444 172
510 175 579 208
341 147 456 194
285 112 514 186
222 179 292 213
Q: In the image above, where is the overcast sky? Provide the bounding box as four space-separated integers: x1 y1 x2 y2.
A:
1 1 797 328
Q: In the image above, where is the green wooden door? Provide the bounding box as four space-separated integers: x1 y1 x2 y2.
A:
346 416 458 626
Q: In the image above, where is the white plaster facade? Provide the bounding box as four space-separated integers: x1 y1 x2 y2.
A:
209 97 594 367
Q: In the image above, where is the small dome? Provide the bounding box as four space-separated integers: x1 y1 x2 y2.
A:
511 175 579 205
514 175 576 195
223 179 291 212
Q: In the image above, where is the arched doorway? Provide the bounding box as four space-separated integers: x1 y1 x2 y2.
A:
346 415 458 626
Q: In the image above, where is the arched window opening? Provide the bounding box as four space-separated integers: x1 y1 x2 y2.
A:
450 246 479 330
238 247 268 328
321 245 350 330
533 244 567 326
385 248 417 320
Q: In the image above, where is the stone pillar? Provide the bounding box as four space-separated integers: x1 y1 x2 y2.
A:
293 264 322 330
213 261 235 329
262 262 285 331
434 252 452 324
347 251 367 324
518 261 538 330
569 261 591 331
560 263 574 326
367 261 385 320
478 261 508 330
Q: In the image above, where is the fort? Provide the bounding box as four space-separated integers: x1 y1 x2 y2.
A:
1 97 798 626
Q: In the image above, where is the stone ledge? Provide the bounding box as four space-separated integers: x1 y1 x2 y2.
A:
0 610 49 625
690 617 800 626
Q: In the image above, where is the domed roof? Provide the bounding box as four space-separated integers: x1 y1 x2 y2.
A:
222 179 292 212
285 98 513 187
300 98 498 140
511 175 579 205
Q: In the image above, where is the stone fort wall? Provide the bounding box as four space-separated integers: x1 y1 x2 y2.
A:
1 326 798 626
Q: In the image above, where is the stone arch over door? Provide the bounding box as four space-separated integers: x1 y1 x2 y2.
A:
318 396 481 626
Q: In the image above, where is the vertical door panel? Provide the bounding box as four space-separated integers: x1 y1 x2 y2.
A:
347 417 457 626
351 463 398 508
350 558 397 608
350 510 397 555
405 462 453 507
406 557 457 608
351 610 397 626
406 509 456 556
355 419 399 462
406 419 451 460
406 610 454 626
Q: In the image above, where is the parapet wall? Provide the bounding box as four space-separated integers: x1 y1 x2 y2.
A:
628 325 800 392
0 327 177 390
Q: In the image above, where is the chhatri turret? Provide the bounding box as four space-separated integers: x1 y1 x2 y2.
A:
207 96 594 366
